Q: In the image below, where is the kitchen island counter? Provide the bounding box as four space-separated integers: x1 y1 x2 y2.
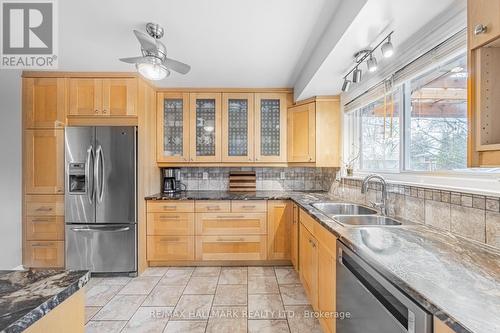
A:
0 269 89 333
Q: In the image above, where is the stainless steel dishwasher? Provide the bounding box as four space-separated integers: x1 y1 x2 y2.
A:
336 241 432 333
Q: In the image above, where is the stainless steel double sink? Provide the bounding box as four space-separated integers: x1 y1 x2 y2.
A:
311 202 402 227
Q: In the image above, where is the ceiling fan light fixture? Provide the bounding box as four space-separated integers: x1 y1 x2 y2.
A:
136 62 169 80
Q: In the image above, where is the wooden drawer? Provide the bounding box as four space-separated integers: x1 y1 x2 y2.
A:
147 235 195 261
231 200 267 212
196 235 267 260
195 200 231 213
147 212 194 236
299 208 316 235
26 216 64 240
147 200 194 213
25 195 64 216
25 241 64 268
196 213 267 235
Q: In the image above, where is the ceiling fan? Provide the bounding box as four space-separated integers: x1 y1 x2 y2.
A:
120 23 191 80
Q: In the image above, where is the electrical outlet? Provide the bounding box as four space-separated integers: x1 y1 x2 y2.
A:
202 172 209 180
280 172 286 180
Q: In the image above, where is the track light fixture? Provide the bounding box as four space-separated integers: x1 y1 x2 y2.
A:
352 67 362 83
341 31 394 92
381 35 394 58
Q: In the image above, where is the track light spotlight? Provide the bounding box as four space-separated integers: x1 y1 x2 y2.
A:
381 36 394 58
367 54 378 72
341 78 351 92
352 67 362 83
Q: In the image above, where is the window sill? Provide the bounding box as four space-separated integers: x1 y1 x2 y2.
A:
345 170 500 197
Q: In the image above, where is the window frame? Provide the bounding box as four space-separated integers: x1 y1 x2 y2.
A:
346 50 472 175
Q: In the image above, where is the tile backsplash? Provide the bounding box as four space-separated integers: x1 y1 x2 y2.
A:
177 167 338 192
332 178 500 250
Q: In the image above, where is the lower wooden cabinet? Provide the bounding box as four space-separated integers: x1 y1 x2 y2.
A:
196 235 267 260
267 200 291 260
147 235 195 261
299 222 318 310
26 216 64 241
147 212 195 235
196 213 267 235
25 241 64 268
291 203 299 270
318 235 337 333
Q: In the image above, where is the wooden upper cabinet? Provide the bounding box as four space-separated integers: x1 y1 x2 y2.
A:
23 78 66 129
102 78 137 116
288 102 316 162
24 129 64 194
157 92 190 162
468 0 500 49
69 78 137 117
255 93 287 162
68 79 101 116
287 97 340 167
267 200 291 260
189 93 222 162
222 93 255 162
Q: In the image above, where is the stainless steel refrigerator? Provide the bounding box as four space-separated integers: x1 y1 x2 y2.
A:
65 126 137 274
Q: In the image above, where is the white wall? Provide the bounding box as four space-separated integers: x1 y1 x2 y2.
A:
0 70 22 269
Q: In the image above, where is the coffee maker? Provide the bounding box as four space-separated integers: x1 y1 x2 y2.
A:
162 168 182 193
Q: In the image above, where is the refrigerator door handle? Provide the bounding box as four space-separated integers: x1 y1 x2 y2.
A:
95 145 105 203
85 145 95 204
70 226 131 232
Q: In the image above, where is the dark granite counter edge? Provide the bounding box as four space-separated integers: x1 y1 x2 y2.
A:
144 191 490 333
3 271 90 333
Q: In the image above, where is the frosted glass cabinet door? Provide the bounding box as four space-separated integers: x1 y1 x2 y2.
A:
157 92 190 162
189 93 222 162
255 93 287 162
222 93 254 162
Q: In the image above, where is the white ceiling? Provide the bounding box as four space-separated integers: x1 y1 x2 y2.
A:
57 0 337 88
55 0 460 95
297 0 459 99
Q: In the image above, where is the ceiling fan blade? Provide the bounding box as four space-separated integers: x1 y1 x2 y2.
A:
164 58 191 74
133 29 157 52
119 56 150 64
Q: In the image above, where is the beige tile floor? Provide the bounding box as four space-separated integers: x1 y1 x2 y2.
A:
84 266 322 333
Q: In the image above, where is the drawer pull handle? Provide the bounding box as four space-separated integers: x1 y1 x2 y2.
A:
159 215 180 220
32 243 54 247
160 237 180 242
206 206 221 210
216 215 245 219
162 205 177 210
31 218 50 223
216 237 245 242
36 207 53 212
241 205 256 209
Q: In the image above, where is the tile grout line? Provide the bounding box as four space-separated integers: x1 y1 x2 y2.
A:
118 267 170 332
275 266 292 332
204 267 221 333
86 276 132 326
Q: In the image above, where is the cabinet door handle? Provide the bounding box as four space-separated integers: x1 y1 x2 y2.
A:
216 237 244 242
95 109 99 113
158 215 180 220
474 24 487 35
102 109 107 114
36 207 53 212
160 237 180 242
216 215 244 219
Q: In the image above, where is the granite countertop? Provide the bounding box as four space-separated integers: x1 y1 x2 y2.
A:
0 270 89 333
146 191 500 333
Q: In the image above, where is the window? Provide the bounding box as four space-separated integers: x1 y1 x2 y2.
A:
345 52 467 173
407 54 467 171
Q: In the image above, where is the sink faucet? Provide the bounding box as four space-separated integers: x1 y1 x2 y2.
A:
361 174 388 216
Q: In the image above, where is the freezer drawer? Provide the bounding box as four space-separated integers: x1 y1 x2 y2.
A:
65 224 136 273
